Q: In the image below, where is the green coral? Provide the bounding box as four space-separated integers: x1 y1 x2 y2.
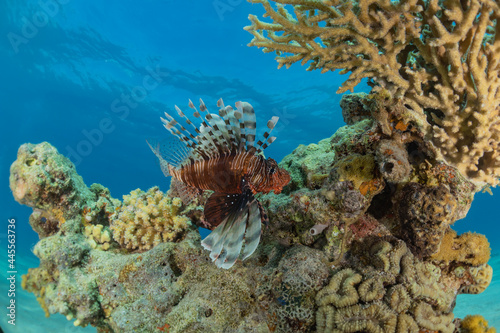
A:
280 137 336 192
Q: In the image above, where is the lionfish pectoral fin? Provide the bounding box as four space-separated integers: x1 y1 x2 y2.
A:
170 178 203 205
201 189 262 269
146 138 190 176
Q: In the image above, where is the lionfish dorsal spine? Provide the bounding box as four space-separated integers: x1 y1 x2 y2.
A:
160 113 197 149
239 101 257 150
256 116 279 153
153 98 282 168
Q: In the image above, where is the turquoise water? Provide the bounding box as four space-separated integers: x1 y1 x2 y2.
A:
1 1 498 331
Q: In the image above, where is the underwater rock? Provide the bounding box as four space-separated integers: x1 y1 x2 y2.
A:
10 142 92 214
339 93 371 125
13 90 495 332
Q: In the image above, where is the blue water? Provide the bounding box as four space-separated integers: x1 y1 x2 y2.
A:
0 1 498 332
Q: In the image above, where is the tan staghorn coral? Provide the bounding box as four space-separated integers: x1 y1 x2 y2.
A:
246 0 500 186
110 187 191 251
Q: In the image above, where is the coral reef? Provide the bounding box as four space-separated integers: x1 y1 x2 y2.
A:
12 143 334 332
460 315 497 333
246 0 500 186
110 187 192 251
12 80 497 332
11 0 499 329
316 239 458 333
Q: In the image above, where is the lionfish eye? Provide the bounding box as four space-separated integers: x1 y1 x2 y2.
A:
270 167 275 174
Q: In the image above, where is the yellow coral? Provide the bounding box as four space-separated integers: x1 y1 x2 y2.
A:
84 224 112 251
432 229 491 266
246 0 500 186
110 187 191 251
334 154 383 196
461 315 497 333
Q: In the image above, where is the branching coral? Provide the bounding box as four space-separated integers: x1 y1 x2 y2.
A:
110 187 191 251
246 0 500 186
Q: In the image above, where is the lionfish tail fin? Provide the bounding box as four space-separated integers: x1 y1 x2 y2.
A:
201 189 262 269
155 99 283 164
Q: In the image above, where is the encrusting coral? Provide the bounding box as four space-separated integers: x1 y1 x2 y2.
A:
246 0 500 187
110 187 191 251
431 229 491 266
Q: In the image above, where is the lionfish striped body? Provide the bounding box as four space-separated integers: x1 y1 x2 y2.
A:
148 98 290 269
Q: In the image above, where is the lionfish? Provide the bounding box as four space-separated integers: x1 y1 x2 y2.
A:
148 98 290 269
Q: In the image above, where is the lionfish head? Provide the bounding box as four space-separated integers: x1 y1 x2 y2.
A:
265 158 291 194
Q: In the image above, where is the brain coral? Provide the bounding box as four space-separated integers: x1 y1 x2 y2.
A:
316 238 458 333
110 187 191 251
460 264 494 295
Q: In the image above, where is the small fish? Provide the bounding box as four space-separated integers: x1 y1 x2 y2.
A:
148 98 291 269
